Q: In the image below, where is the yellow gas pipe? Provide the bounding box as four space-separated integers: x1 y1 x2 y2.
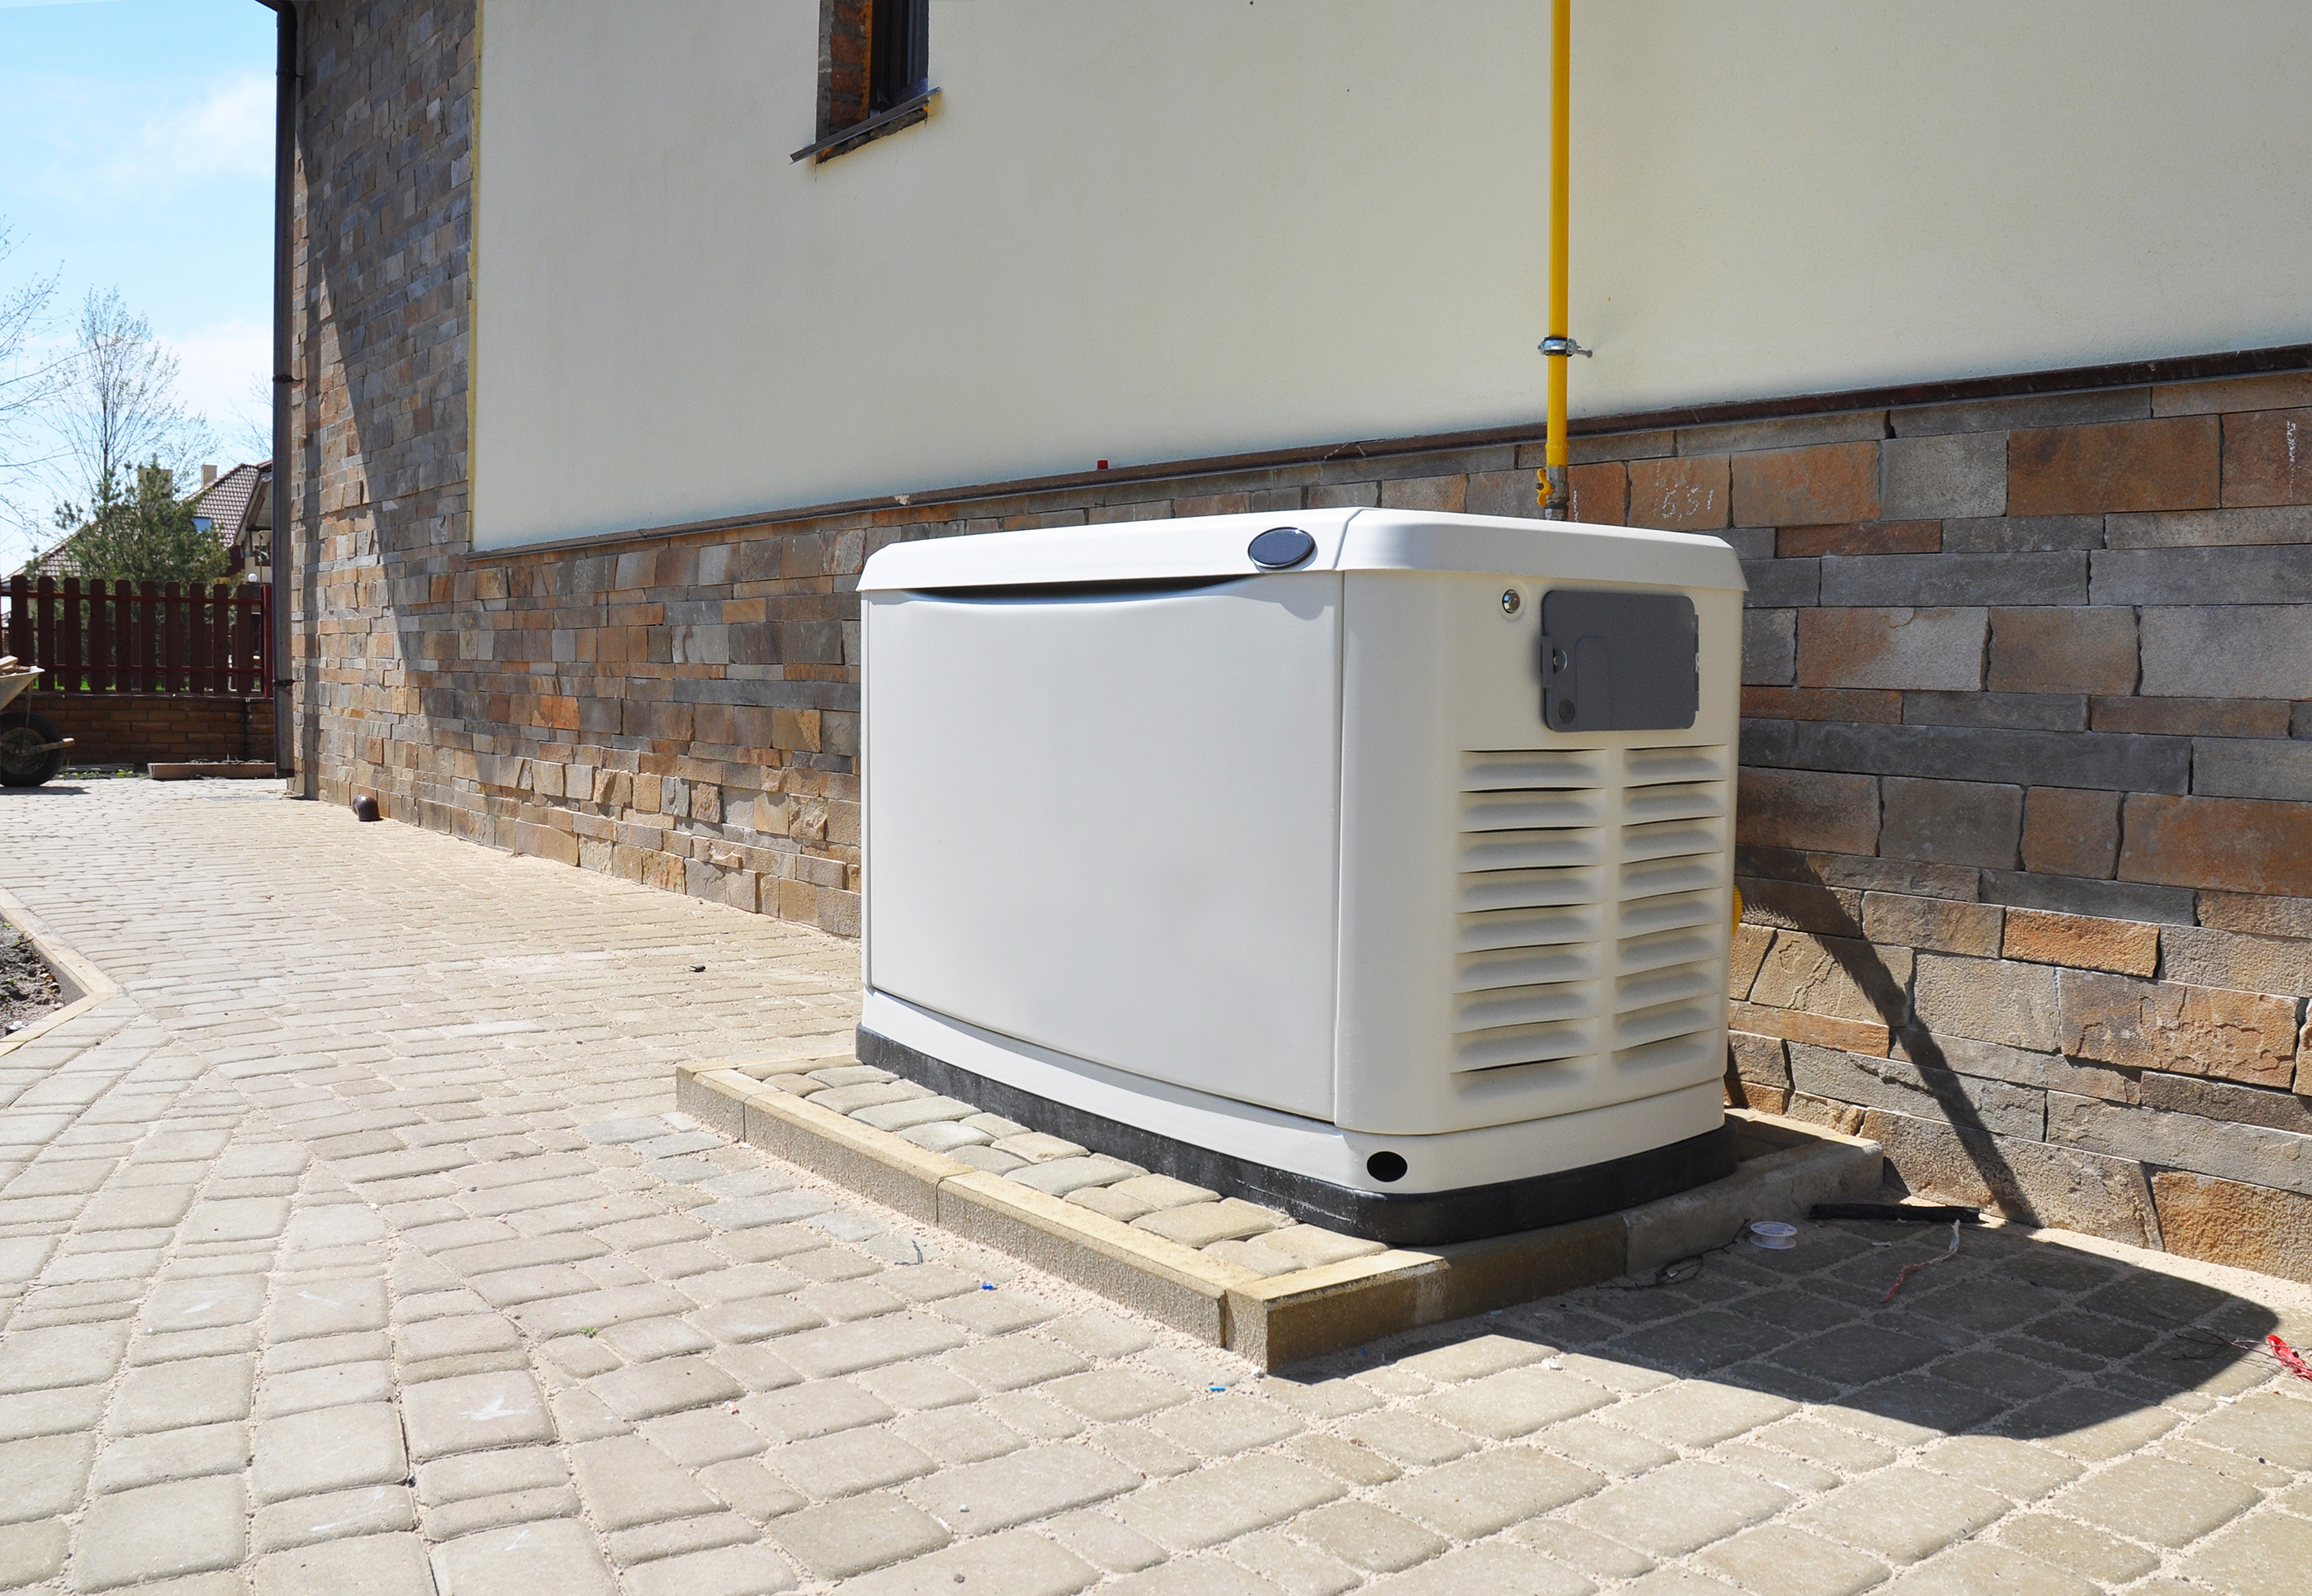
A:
1537 0 1574 519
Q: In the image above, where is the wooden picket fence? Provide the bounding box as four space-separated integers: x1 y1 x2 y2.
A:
2 575 271 696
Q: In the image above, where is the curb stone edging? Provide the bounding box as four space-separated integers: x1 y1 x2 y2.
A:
149 762 280 780
677 1058 1886 1370
0 879 119 1057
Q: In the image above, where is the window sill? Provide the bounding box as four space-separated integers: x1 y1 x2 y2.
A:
790 88 939 165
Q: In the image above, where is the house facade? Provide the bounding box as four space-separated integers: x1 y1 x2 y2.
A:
22 460 268 579
190 460 273 580
281 0 2312 1274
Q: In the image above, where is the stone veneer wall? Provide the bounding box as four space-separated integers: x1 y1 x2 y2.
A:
292 0 2312 1275
1554 378 2312 1282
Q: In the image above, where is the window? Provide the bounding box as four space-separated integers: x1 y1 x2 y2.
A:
797 0 933 163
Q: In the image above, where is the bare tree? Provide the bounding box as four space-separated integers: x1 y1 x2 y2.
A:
0 223 64 529
50 287 213 517
224 369 275 466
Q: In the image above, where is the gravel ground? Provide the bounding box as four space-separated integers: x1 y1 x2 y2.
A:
0 918 59 1035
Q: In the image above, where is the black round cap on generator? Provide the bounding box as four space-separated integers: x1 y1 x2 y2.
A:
1248 526 1317 569
1367 1151 1409 1183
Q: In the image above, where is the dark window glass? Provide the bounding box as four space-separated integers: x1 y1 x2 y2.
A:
869 0 928 113
821 0 927 140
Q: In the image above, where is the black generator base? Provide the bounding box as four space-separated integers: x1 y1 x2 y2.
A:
855 1027 1740 1248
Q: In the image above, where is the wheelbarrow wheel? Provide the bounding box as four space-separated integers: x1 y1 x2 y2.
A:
0 710 64 788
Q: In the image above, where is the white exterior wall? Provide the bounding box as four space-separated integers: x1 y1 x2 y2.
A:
471 0 2312 550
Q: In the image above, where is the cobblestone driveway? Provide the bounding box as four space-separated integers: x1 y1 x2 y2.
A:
2 778 2310 1594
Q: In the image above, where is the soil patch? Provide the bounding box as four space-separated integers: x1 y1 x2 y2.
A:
2 920 60 1035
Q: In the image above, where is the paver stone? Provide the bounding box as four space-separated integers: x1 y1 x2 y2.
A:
107 1354 253 1435
0 1433 93 1523
142 1276 269 1333
1357 1541 1597 1595
1417 1365 1613 1439
1514 1519 1656 1579
253 1532 437 1595
251 1481 418 1553
1130 1199 1287 1248
772 1311 966 1378
181 1196 291 1243
1046 1367 1193 1423
836 1529 1094 1596
69 1474 245 1591
1917 1435 2082 1501
2189 1390 2312 1470
1149 1395 1303 1456
0 1520 67 1589
740 1379 893 1443
1791 1466 2011 1563
765 1425 936 1499
1617 1380 1798 1448
1700 1524 1888 1596
2052 1452 2259 1546
270 1275 390 1339
2177 1504 2312 1596
903 1440 1139 1531
625 1542 800 1596
1341 1409 1476 1467
0 1322 128 1395
1997 1514 2162 1584
771 1490 952 1579
1112 1453 1345 1550
589 1352 744 1419
253 1401 409 1504
1567 1458 1788 1557
571 1434 724 1529
400 1370 553 1460
1296 1500 1447 1573
1884 1540 2098 1594
943 1334 1089 1392
430 1518 618 1596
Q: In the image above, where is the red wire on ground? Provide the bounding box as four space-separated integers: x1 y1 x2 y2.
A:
2173 1328 2312 1381
1882 1219 1962 1303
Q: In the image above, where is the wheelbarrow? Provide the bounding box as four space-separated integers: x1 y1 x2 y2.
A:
0 656 73 788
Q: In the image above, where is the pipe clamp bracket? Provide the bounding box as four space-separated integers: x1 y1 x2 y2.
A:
1538 337 1593 359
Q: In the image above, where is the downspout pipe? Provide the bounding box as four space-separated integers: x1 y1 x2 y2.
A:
258 0 296 778
1538 0 1575 519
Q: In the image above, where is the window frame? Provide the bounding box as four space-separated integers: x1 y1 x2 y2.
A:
796 0 934 165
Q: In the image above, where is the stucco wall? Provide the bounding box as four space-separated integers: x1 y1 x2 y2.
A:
470 0 2312 549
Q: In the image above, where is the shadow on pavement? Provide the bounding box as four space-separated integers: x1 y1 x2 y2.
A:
1276 1215 2295 1452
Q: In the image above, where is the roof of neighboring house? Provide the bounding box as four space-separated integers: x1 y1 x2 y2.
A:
25 533 85 579
190 462 268 540
17 462 272 580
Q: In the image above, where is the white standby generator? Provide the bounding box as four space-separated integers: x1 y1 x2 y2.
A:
857 509 1746 1244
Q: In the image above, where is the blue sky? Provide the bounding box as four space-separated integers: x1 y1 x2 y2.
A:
1 0 274 561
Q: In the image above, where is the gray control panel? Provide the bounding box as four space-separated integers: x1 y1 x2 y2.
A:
1537 590 1700 733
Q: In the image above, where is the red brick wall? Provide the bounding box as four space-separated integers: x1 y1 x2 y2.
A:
818 0 873 136
23 693 277 767
292 0 2312 1279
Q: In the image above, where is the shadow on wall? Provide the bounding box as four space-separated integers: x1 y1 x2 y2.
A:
1734 861 2062 1233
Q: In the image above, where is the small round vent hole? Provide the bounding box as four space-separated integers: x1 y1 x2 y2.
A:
1367 1151 1408 1183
